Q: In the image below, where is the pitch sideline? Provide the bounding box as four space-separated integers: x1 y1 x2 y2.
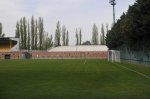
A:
113 63 150 79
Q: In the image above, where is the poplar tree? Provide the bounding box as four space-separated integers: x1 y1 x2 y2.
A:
66 30 69 46
38 17 44 50
75 28 79 45
27 20 30 51
15 21 20 38
79 28 82 45
20 18 24 49
62 25 66 46
100 24 105 45
54 21 61 47
31 16 35 50
23 17 27 49
15 16 56 50
49 34 53 48
35 20 38 50
92 24 98 45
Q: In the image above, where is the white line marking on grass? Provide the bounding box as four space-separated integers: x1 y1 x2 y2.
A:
84 60 86 64
114 63 150 79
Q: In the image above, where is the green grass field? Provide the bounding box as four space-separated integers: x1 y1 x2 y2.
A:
0 59 150 99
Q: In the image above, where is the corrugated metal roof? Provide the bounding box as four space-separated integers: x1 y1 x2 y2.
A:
48 45 108 52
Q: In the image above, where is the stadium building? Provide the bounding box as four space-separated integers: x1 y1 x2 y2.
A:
0 37 22 59
32 45 108 59
0 37 108 59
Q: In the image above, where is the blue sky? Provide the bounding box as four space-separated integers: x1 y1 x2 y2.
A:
0 0 135 45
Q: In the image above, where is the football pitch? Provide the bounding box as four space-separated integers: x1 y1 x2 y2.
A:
0 59 150 99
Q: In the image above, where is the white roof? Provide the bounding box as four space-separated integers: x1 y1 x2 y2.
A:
48 45 108 52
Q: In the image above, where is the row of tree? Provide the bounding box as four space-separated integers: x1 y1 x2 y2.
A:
54 21 69 47
15 16 53 50
91 24 108 45
0 17 109 51
54 21 107 47
1 18 108 51
106 0 150 51
15 18 70 50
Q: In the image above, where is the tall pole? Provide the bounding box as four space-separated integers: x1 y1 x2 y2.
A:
109 0 116 24
113 4 115 23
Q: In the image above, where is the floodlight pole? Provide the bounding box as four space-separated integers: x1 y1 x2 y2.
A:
113 3 115 23
109 0 116 24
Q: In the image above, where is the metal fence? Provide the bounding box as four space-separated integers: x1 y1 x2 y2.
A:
118 46 150 66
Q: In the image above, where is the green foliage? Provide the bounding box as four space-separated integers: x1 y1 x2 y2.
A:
82 40 91 45
62 25 66 46
42 33 52 50
38 17 44 50
48 34 53 48
54 21 61 47
20 18 24 49
27 21 30 51
106 0 150 51
92 24 99 45
23 17 27 49
66 30 69 46
15 21 20 49
100 24 105 45
34 20 38 50
75 28 79 45
15 16 53 50
15 21 20 38
106 17 124 49
75 28 82 45
79 28 82 45
31 16 35 49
